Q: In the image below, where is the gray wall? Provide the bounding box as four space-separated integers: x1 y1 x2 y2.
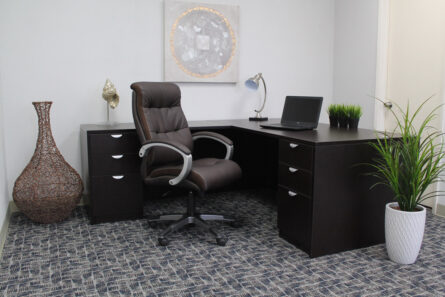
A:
333 0 379 129
0 0 336 199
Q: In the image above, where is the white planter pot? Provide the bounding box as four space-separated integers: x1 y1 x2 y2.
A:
385 202 426 264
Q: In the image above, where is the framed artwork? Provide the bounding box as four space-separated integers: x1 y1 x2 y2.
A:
164 1 239 83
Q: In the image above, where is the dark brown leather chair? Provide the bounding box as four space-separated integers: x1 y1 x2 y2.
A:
131 82 242 246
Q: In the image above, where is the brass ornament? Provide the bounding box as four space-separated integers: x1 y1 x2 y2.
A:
102 79 119 109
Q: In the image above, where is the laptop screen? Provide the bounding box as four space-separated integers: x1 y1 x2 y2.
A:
281 96 323 125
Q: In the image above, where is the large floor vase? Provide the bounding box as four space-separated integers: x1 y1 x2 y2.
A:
13 102 83 224
385 202 426 264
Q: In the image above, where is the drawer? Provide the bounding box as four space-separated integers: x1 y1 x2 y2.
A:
88 131 140 155
89 153 141 177
278 162 312 196
279 139 313 171
277 186 312 252
89 173 143 221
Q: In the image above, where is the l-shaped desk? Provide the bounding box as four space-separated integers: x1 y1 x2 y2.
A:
80 119 393 258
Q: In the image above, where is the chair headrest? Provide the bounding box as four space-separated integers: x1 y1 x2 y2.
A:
131 82 181 108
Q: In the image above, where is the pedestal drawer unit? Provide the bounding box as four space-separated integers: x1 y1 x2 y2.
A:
277 139 314 255
80 124 143 224
277 186 312 252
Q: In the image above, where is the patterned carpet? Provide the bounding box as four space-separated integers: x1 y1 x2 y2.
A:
0 189 445 296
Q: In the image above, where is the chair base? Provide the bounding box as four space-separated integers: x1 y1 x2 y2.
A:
148 191 238 246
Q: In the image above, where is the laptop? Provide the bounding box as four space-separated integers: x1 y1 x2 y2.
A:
260 96 323 131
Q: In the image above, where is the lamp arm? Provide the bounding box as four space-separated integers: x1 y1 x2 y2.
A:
254 75 267 114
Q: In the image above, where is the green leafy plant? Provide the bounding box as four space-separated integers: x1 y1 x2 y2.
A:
348 105 362 120
368 97 445 211
328 104 362 119
336 104 348 119
327 104 339 117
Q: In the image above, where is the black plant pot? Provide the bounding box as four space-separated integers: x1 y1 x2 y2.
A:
329 116 338 127
348 118 359 129
338 118 348 128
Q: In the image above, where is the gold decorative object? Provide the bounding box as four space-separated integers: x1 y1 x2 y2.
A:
102 79 119 122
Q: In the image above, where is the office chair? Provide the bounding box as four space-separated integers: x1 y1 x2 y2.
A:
131 82 242 246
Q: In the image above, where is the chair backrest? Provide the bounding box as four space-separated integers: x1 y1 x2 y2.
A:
131 82 193 166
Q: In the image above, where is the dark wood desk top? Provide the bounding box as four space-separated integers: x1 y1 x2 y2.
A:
80 122 136 132
81 119 381 146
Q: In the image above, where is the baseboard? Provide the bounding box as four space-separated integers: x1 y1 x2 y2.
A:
0 201 17 260
8 200 18 213
436 204 445 218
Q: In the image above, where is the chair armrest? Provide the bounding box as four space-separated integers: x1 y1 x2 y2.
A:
138 140 192 186
192 131 234 160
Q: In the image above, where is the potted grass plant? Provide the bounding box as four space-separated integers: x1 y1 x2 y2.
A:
328 104 339 127
368 97 445 264
337 104 349 128
347 105 362 129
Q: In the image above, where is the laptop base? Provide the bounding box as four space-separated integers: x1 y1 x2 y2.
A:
260 123 314 131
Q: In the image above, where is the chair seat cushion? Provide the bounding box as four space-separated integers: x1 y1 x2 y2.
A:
147 158 242 192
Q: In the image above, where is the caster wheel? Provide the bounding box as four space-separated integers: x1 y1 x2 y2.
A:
216 237 227 246
158 237 169 246
229 220 242 228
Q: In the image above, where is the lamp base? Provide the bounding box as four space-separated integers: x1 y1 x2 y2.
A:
249 117 268 121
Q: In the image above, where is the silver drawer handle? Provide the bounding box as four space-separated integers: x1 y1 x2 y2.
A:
111 154 124 159
111 134 123 139
288 191 297 197
112 175 124 180
289 143 299 148
289 167 298 173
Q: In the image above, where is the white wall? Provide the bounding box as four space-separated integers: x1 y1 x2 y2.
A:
333 0 379 129
0 0 335 198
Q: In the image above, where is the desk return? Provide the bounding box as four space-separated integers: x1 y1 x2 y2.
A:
81 122 393 257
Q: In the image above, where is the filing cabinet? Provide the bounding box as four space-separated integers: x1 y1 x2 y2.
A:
277 186 312 252
277 139 314 255
278 163 312 196
80 124 143 224
276 136 393 258
278 138 313 171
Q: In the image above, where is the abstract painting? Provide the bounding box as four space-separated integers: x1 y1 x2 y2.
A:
164 1 239 83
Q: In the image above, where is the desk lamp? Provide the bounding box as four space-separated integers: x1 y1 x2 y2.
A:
245 73 268 121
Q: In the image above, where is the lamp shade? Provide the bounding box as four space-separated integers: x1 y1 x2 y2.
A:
245 74 261 90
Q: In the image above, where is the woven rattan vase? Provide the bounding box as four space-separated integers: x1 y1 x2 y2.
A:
13 102 83 223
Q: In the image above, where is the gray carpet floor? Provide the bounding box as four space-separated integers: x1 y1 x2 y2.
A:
0 189 445 296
